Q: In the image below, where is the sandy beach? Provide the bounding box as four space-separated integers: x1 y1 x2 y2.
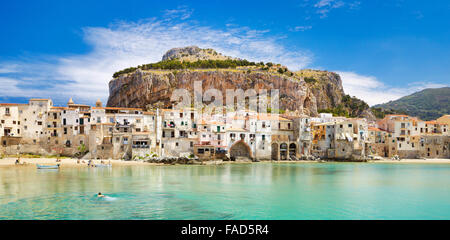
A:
0 157 162 167
370 158 450 164
0 157 449 167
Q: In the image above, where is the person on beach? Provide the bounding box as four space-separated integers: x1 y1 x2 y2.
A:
15 159 20 165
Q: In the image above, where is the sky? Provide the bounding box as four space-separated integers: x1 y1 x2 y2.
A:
0 0 449 107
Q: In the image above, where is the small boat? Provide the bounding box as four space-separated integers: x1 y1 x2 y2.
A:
94 164 112 168
37 164 60 169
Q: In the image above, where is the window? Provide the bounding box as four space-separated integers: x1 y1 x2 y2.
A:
190 142 193 147
37 121 42 126
64 128 67 135
262 135 265 140
5 108 10 115
175 142 179 147
161 144 164 149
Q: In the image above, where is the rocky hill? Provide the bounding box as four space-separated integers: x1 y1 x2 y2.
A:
162 46 235 62
373 87 450 120
107 46 373 118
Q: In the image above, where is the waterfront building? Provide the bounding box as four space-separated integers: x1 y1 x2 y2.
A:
0 97 448 160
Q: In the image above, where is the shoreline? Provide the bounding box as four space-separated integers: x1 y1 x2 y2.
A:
0 158 162 167
1 157 450 167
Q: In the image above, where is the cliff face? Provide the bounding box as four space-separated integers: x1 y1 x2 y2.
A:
107 46 371 118
107 69 347 117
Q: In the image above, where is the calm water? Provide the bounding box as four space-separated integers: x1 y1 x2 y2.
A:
0 163 449 220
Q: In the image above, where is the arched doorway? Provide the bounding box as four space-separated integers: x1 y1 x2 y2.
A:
230 141 251 159
280 143 288 160
289 143 297 159
271 143 279 160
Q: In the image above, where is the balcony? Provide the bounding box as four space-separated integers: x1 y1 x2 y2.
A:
163 123 176 129
132 145 150 149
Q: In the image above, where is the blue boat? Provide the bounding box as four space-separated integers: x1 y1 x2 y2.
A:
37 164 60 169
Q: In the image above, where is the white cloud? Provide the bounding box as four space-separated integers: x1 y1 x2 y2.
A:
164 6 194 20
0 64 20 74
312 0 359 18
290 26 313 32
337 71 448 106
0 77 47 97
0 11 312 105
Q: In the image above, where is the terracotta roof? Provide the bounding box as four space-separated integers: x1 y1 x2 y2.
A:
386 114 410 117
29 98 50 101
93 107 142 111
0 103 26 106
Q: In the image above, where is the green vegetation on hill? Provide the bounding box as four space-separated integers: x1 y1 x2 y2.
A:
113 59 261 78
373 87 450 120
370 107 405 119
319 94 369 118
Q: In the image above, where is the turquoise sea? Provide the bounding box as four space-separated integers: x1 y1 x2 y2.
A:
0 163 449 220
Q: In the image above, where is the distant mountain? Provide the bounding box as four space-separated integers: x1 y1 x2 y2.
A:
373 87 450 120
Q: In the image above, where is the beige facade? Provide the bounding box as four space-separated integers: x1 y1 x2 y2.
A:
1 98 448 161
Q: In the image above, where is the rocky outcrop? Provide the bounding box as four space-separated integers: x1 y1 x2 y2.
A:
107 47 372 118
162 46 234 62
107 69 351 116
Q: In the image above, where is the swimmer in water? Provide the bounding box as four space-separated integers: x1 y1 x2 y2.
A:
97 192 105 198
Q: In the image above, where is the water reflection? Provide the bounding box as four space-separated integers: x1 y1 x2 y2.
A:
0 163 449 219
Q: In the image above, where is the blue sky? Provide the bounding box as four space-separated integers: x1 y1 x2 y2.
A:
0 0 449 106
